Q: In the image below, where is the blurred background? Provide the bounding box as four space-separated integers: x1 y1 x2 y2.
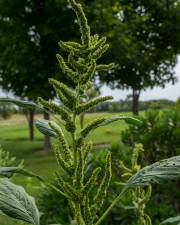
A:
0 0 179 225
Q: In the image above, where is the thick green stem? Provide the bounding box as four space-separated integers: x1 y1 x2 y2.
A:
94 188 127 225
72 83 80 166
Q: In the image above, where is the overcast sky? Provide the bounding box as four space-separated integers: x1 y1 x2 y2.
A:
101 57 180 101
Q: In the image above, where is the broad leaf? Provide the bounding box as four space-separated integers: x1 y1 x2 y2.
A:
0 178 40 225
99 116 141 126
126 156 180 188
161 216 180 224
35 119 57 138
0 98 38 109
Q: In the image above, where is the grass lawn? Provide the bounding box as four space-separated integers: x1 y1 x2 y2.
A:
0 112 133 225
0 112 131 174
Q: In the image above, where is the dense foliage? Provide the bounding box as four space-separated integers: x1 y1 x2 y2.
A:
93 0 180 114
122 109 180 163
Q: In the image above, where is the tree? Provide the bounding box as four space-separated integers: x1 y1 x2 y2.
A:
0 0 79 149
88 0 180 114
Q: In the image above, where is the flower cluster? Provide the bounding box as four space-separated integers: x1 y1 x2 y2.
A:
38 0 114 224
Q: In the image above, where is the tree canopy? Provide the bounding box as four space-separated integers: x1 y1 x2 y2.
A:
0 0 79 100
90 0 180 90
86 0 180 113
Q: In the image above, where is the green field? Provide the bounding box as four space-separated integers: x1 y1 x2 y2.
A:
0 113 130 175
0 112 133 225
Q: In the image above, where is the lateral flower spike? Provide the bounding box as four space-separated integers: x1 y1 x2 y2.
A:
131 143 144 169
83 197 93 225
38 97 71 121
81 60 96 84
49 84 73 110
119 160 132 173
68 0 90 47
49 121 72 162
93 153 112 209
38 97 52 111
61 41 84 50
74 147 85 189
49 78 76 103
83 141 93 161
84 167 101 195
80 117 107 139
68 52 87 73
56 173 80 202
91 44 110 61
76 96 113 114
59 41 87 56
89 37 107 53
53 144 73 174
56 54 79 82
90 34 99 45
96 63 114 71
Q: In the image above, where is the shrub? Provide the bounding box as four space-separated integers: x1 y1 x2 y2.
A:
122 109 180 163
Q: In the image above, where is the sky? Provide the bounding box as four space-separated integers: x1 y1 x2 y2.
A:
101 57 180 101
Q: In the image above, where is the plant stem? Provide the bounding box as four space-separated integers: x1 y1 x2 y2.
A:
94 188 127 225
47 183 68 198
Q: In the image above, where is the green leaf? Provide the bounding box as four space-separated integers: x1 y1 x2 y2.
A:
18 169 43 181
0 167 43 181
126 156 180 188
124 117 142 125
35 119 57 138
0 178 40 225
99 116 141 126
0 167 20 178
161 216 180 224
0 98 38 109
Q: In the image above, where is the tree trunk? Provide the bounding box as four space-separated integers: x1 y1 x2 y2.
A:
132 89 140 115
28 109 35 141
43 111 51 151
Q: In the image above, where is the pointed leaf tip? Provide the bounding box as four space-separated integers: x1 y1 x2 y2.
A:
0 98 38 109
124 117 142 125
